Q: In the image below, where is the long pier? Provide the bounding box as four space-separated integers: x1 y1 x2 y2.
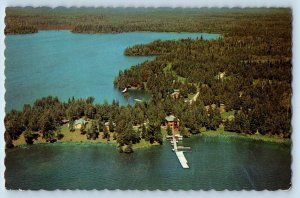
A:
176 151 189 168
167 130 190 169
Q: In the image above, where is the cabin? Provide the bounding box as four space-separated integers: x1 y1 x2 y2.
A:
206 104 226 113
205 104 217 112
217 72 226 80
61 119 69 124
165 115 179 130
220 104 226 113
104 122 110 131
74 118 87 129
170 89 181 99
104 121 116 131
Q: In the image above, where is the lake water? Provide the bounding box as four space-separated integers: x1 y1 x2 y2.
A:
5 30 219 112
5 136 291 190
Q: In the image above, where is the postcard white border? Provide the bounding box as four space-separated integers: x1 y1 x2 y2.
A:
1 1 299 198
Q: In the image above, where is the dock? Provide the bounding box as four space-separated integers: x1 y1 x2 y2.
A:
169 129 190 169
175 151 189 169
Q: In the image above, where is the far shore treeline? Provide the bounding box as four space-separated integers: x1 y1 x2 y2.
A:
4 7 292 151
4 7 291 35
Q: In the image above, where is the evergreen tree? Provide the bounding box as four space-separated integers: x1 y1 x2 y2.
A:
166 125 172 136
141 124 147 139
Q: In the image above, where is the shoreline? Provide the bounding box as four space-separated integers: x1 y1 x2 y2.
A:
6 29 221 36
12 129 291 149
12 140 116 149
12 138 161 150
200 130 291 145
11 123 161 150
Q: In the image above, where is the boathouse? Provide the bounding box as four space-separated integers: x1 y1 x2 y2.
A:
165 115 179 129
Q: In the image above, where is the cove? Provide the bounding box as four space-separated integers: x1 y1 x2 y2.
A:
5 31 220 112
5 136 291 190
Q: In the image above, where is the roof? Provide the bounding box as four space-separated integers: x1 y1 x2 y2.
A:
105 122 116 126
171 92 180 96
165 115 176 122
74 118 86 125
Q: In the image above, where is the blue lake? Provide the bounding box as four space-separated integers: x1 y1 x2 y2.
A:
5 31 219 111
5 136 291 190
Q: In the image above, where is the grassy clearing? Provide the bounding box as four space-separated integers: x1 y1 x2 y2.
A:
132 126 167 150
201 129 291 145
163 63 187 84
187 93 194 100
13 124 166 151
132 139 159 150
221 110 235 119
13 123 117 147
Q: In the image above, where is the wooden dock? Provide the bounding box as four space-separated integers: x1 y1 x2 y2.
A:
175 151 189 168
170 130 190 169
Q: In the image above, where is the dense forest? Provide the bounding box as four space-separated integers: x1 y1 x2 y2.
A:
4 7 292 150
5 7 290 35
113 8 292 138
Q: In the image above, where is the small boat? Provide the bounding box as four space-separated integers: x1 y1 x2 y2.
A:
122 88 127 93
134 99 143 102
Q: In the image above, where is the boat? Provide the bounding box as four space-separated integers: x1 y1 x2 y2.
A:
122 88 127 93
134 99 143 102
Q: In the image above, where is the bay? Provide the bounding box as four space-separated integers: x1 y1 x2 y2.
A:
5 30 219 112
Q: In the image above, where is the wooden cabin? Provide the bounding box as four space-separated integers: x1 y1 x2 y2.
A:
165 115 179 129
74 118 87 129
170 89 181 99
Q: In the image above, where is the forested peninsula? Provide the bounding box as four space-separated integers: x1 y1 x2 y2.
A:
4 8 292 151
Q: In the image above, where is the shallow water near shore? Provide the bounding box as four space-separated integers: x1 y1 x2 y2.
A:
5 136 291 190
5 30 219 112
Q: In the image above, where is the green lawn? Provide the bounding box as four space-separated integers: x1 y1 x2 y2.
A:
132 139 159 149
13 123 117 146
163 63 187 83
13 123 166 151
133 126 167 149
58 124 117 144
221 110 235 119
